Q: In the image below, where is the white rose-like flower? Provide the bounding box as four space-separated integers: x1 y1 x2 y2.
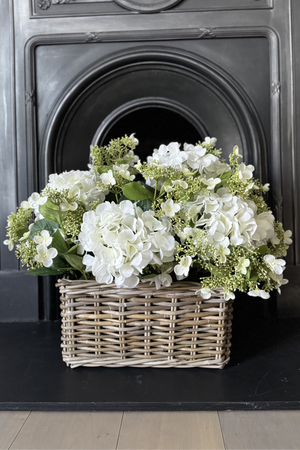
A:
174 256 192 279
100 170 116 186
34 245 58 267
33 230 52 247
263 254 286 275
161 199 181 218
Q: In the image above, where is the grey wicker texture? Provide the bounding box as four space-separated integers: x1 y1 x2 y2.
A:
58 280 233 369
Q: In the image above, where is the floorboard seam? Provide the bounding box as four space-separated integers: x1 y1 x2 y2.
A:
8 411 32 450
217 411 227 450
115 412 124 450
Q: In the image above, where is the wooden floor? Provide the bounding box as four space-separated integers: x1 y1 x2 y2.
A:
1 411 300 450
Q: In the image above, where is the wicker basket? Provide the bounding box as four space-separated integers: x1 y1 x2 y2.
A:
57 279 234 369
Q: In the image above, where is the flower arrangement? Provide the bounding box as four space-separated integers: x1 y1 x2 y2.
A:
4 134 292 300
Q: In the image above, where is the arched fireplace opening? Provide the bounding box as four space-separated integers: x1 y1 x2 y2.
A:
91 98 207 160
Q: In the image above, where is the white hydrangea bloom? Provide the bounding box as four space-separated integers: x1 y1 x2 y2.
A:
189 187 278 250
147 142 188 170
47 169 105 207
79 201 176 288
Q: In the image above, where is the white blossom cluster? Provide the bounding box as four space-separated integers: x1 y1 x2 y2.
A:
20 170 105 219
147 139 228 179
79 200 176 288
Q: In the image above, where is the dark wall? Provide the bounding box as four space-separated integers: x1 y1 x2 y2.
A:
0 0 299 321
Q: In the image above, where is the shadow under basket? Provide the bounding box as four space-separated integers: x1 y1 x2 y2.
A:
57 280 234 369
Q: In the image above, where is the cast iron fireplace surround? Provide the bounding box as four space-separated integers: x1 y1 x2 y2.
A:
1 0 300 413
0 0 299 321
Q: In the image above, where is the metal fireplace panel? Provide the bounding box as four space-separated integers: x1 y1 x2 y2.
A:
0 0 299 320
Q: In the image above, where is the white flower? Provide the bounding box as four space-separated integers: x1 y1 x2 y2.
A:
47 169 105 207
204 137 217 147
79 201 175 288
237 163 255 184
59 201 78 211
34 245 57 267
33 230 52 247
224 291 235 300
27 192 47 211
161 199 181 218
20 201 31 210
263 254 286 275
233 145 243 158
196 287 212 299
248 289 270 299
201 177 221 190
100 170 116 186
174 256 192 279
148 142 188 170
3 239 14 251
235 257 250 275
262 183 270 192
129 133 139 145
216 246 230 264
172 180 188 189
269 272 289 294
284 230 292 245
113 164 135 181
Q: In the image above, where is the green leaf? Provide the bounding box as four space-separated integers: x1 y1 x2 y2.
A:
97 166 112 174
52 254 69 269
220 171 232 182
115 157 135 165
39 201 62 224
158 179 172 196
17 227 29 239
29 219 60 239
137 199 153 211
26 267 66 276
258 245 268 256
66 244 79 255
52 229 69 254
246 269 258 282
122 182 153 201
62 254 84 272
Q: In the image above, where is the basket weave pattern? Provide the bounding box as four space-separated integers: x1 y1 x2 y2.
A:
58 280 233 369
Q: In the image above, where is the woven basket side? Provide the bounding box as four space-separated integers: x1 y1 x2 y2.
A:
58 280 233 369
